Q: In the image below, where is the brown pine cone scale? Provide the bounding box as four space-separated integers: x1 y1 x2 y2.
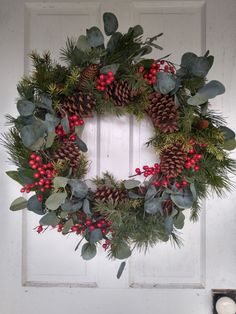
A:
160 142 187 178
94 186 127 203
104 80 138 107
60 91 97 118
78 64 98 90
147 92 179 133
53 140 80 173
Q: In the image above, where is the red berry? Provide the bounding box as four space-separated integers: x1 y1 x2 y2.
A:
175 182 181 189
107 71 113 77
101 229 107 235
196 154 202 160
135 168 141 174
85 219 92 226
189 149 195 154
35 156 41 162
29 160 35 166
143 165 149 170
40 188 45 192
37 225 43 233
37 195 43 202
162 180 168 186
201 143 207 148
194 165 200 171
160 60 165 65
154 181 161 187
139 66 144 73
30 153 36 159
89 225 95 231
97 222 102 228
20 188 25 193
102 243 107 249
182 180 188 186
71 226 78 232
100 86 106 91
99 74 105 81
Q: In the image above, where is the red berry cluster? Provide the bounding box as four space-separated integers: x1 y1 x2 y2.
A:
102 239 111 250
69 218 112 236
184 141 206 171
175 180 188 189
139 60 176 85
36 225 44 233
56 114 84 138
135 163 170 187
135 163 161 177
96 71 115 91
20 154 55 201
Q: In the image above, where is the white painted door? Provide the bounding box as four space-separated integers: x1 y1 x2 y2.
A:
1 0 236 313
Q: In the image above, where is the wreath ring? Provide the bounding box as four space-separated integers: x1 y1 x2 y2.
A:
3 12 236 277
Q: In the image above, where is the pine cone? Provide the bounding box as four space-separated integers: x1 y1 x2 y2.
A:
160 142 187 178
53 140 80 173
104 80 138 107
94 186 127 203
78 64 98 90
60 91 97 118
147 92 179 133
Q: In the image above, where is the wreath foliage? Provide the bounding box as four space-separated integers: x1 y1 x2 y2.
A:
3 12 236 277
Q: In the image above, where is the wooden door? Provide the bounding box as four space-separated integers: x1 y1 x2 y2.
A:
0 0 235 313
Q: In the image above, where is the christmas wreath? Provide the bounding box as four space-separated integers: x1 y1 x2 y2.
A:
3 12 236 278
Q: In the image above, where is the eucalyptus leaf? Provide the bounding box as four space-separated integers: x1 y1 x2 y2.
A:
219 126 235 141
144 198 162 214
38 95 53 112
83 198 91 215
45 131 56 148
107 32 122 52
6 171 21 184
187 80 225 106
75 137 88 152
223 139 236 151
81 242 97 260
62 219 74 235
39 212 60 226
191 56 212 77
173 211 185 230
128 191 143 199
117 261 126 279
44 113 60 132
170 188 194 209
61 199 83 212
61 116 70 134
145 185 157 201
103 12 118 36
68 180 88 199
100 64 119 75
76 35 91 51
113 242 131 260
86 27 104 48
18 168 35 184
129 25 143 37
17 100 35 117
10 197 27 211
20 120 46 150
89 228 103 244
27 195 44 215
155 72 176 94
124 179 140 190
53 176 68 189
45 192 67 211
164 216 173 234
75 124 85 138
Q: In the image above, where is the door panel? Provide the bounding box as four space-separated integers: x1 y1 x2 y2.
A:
1 0 236 313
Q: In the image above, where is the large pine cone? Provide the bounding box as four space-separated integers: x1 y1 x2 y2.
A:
147 92 179 133
53 140 80 172
160 142 187 178
94 186 127 203
60 91 97 118
78 64 98 89
104 80 138 107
